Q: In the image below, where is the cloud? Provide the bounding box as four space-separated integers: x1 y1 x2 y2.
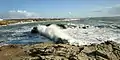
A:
68 12 72 15
92 4 120 17
0 10 40 19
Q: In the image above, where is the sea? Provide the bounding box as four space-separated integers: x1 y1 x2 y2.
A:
0 17 120 45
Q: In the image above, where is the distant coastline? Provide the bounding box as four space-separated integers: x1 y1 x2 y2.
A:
0 18 65 26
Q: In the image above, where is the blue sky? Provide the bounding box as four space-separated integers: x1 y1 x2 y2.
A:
0 0 120 18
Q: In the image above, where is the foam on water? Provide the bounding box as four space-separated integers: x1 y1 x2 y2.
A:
65 26 120 44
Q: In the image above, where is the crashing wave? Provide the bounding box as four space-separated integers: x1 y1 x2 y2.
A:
31 24 86 45
31 24 120 46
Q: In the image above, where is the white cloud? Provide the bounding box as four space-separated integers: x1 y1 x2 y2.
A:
68 12 72 15
0 10 40 19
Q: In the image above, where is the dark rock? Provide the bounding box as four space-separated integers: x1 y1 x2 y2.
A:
111 25 120 29
55 38 69 44
31 27 39 33
79 47 84 52
0 41 5 43
81 26 89 29
46 24 67 29
56 24 67 29
46 24 51 26
82 27 87 29
96 25 105 28
86 26 89 28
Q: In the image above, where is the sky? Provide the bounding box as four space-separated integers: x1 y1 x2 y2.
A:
0 0 120 18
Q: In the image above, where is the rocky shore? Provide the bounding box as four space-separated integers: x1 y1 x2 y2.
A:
0 41 120 60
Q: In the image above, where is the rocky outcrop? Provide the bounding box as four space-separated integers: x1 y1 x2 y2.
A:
25 41 120 60
31 27 39 33
0 41 120 60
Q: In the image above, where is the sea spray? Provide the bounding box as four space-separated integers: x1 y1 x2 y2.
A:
37 24 86 45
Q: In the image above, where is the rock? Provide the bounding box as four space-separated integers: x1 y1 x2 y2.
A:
68 55 78 60
55 38 69 44
25 41 120 60
69 56 78 60
31 27 39 33
82 26 89 29
56 24 67 29
46 24 51 26
82 27 87 29
46 24 67 29
2 41 119 60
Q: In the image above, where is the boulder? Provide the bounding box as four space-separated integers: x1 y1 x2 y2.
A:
31 27 39 33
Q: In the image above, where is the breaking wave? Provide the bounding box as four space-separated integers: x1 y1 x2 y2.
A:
34 24 120 46
36 24 86 45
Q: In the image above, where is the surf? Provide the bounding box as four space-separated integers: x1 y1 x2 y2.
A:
31 24 86 45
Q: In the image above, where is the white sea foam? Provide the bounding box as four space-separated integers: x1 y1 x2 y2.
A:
64 25 120 45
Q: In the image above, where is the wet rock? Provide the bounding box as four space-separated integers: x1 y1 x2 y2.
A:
46 24 67 29
55 38 69 44
31 27 39 33
46 24 51 26
82 26 89 29
56 24 67 29
82 26 87 29
111 25 120 29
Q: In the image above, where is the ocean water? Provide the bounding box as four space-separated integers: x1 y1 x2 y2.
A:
0 17 120 45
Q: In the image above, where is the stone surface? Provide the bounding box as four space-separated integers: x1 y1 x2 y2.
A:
25 41 120 60
0 41 120 60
